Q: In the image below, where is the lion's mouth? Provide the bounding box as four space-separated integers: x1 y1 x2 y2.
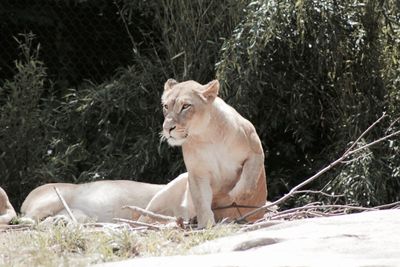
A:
162 132 188 147
167 136 187 146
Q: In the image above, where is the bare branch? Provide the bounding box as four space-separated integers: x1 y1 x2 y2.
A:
122 205 177 223
293 190 344 198
373 201 400 210
53 186 77 224
0 224 33 232
343 113 387 155
277 204 376 214
213 202 259 210
339 152 372 164
270 210 325 220
347 129 400 156
386 117 400 134
113 218 161 230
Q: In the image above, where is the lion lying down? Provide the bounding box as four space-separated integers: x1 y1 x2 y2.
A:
20 180 165 223
0 186 16 224
140 79 268 228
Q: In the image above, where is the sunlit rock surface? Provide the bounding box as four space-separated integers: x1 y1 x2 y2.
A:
97 210 400 267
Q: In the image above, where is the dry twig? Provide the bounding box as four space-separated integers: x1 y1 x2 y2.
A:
113 218 162 230
241 201 400 231
122 205 177 223
292 190 344 198
269 204 375 219
53 186 77 223
0 224 33 232
373 201 400 210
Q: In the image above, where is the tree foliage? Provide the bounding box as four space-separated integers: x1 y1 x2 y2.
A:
0 0 399 208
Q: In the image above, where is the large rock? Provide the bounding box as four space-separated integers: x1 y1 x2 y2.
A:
96 209 400 267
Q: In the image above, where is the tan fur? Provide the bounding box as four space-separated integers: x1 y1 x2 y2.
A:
152 79 267 228
0 186 16 224
20 180 164 223
139 173 195 223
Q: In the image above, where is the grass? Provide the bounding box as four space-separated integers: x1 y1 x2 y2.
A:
0 222 239 267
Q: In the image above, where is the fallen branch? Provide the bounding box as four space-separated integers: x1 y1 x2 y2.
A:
113 218 162 230
292 190 344 198
272 204 375 216
270 210 325 220
213 202 260 210
237 114 400 222
373 201 400 210
0 224 33 232
53 186 77 224
242 201 400 230
269 202 400 221
122 205 177 223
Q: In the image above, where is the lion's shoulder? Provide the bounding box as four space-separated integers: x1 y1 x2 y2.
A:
214 97 263 155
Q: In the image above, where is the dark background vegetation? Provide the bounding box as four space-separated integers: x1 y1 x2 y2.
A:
0 0 399 210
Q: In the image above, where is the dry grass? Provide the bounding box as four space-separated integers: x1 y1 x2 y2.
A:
0 222 239 267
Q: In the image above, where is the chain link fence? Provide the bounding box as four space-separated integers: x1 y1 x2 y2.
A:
0 0 136 87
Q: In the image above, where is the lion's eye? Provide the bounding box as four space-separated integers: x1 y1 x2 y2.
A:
181 104 191 111
163 104 168 110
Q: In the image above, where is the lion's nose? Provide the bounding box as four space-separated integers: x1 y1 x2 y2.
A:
163 118 176 134
169 126 176 133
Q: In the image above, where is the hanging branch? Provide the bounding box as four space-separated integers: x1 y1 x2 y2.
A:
237 114 400 223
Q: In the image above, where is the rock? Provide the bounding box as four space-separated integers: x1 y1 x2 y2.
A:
96 209 400 267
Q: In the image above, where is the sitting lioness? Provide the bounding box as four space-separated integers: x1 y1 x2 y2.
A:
0 186 16 224
158 79 267 228
20 180 164 223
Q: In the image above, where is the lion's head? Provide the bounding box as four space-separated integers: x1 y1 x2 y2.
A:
161 79 219 146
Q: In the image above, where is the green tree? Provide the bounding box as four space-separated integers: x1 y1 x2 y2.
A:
216 0 400 206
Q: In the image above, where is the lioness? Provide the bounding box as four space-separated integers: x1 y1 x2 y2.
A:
159 79 267 228
0 186 16 224
140 172 195 222
20 180 164 223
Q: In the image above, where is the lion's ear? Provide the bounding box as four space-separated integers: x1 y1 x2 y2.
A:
164 79 178 91
202 80 219 102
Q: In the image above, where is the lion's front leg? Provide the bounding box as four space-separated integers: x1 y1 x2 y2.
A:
228 153 267 221
231 149 265 197
188 175 215 228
